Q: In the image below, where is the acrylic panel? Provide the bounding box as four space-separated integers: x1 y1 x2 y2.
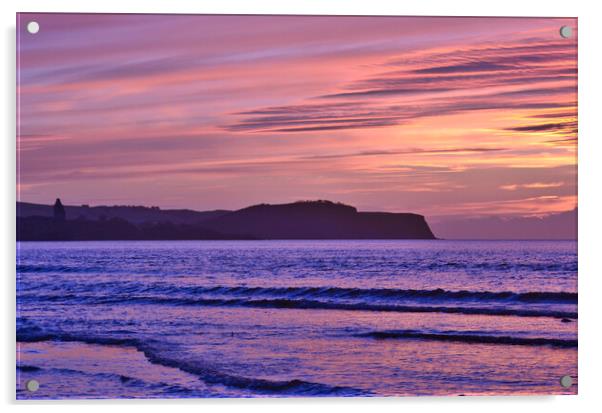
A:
16 13 578 399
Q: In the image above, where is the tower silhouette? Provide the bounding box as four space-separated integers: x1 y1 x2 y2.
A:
53 198 66 221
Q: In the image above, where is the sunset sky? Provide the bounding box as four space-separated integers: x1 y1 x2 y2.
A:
17 14 577 225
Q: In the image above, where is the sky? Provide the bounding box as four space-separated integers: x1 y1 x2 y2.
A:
17 14 577 232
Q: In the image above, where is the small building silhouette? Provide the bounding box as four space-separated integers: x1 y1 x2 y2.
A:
53 198 66 221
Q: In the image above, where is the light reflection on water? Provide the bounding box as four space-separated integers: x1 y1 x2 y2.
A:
17 240 577 398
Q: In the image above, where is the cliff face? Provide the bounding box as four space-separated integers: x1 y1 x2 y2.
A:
202 201 436 239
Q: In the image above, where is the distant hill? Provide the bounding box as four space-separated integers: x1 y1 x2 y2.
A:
430 209 577 240
202 200 435 239
17 201 229 225
16 200 436 240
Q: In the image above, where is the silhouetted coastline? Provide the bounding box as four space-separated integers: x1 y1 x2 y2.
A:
17 199 436 241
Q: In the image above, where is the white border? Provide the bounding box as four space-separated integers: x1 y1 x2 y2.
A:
3 1 601 412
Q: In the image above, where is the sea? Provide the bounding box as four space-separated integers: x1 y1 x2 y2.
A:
16 240 578 399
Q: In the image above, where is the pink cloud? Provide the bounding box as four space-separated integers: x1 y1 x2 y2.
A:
17 13 577 235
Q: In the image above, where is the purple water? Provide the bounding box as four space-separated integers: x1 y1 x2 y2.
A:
16 240 577 398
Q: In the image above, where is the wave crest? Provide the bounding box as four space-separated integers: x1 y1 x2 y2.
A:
358 329 577 348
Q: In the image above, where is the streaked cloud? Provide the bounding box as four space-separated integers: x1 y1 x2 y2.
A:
17 14 577 235
505 121 577 133
500 182 564 191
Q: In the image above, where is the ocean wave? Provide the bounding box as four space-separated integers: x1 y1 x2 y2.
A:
143 349 368 396
17 324 140 347
16 326 369 397
182 297 576 319
358 329 577 348
172 285 577 304
16 362 198 396
16 365 41 372
16 260 577 274
19 294 578 319
18 283 578 305
19 294 577 319
17 264 112 274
